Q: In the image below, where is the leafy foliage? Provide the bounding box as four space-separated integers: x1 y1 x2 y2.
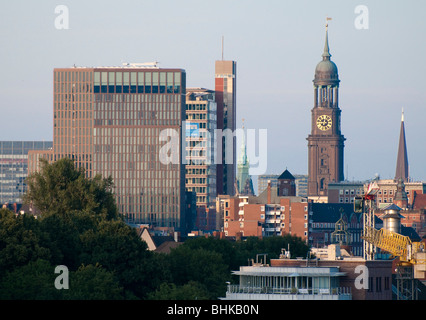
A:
24 158 117 220
1 158 311 300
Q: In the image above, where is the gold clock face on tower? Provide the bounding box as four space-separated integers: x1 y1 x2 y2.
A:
316 115 332 131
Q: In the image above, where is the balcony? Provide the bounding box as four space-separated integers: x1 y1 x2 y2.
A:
223 285 351 300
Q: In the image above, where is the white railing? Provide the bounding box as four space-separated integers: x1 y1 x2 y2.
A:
227 285 351 296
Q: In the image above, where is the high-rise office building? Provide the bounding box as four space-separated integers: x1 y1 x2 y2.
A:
185 88 217 211
34 64 187 230
215 60 237 196
0 141 53 204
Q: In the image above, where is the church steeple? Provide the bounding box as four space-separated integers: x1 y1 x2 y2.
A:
395 109 409 182
307 19 345 198
236 119 254 195
322 19 331 60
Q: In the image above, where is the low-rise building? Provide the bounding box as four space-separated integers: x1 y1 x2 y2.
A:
223 244 393 300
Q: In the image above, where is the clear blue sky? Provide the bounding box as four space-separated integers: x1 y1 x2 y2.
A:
1 0 426 187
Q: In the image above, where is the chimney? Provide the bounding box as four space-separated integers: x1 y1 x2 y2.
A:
267 180 271 204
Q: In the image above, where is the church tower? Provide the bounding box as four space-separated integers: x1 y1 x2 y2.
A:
395 110 409 182
236 120 254 195
307 20 345 198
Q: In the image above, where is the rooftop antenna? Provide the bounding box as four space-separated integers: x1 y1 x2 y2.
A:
221 35 224 60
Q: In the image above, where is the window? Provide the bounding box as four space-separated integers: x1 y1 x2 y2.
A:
368 277 374 292
384 277 390 290
376 277 382 292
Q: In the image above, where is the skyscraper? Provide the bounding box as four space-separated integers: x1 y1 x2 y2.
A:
185 87 217 211
307 22 345 198
395 110 409 182
215 60 237 196
42 64 187 230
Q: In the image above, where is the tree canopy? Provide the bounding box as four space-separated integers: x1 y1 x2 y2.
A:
1 157 311 300
24 158 117 220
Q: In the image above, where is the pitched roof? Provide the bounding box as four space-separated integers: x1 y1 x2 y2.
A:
395 111 409 181
278 169 295 180
155 241 183 254
311 203 360 223
413 194 426 210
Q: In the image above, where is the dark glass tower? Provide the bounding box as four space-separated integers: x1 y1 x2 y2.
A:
215 60 237 196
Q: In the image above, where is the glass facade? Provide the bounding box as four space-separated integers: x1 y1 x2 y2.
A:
185 88 217 211
0 141 53 204
215 61 237 196
52 67 186 229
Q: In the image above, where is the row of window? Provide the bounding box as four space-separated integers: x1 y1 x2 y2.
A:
93 85 181 94
367 276 391 293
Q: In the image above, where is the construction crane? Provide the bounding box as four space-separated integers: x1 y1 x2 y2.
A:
355 182 426 299
362 225 426 300
362 225 425 266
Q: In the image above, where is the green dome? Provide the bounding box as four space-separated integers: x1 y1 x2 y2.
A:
313 28 340 86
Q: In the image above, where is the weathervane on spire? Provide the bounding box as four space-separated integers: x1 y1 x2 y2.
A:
326 17 332 29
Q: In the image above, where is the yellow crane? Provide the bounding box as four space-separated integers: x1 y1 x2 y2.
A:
355 185 426 299
362 226 425 266
362 225 426 300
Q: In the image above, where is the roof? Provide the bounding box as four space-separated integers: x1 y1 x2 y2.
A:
233 266 346 278
311 203 359 223
395 111 409 181
250 186 305 205
278 169 295 180
155 241 183 254
413 194 426 210
382 204 402 212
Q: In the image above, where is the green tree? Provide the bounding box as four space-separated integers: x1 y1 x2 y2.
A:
0 209 51 278
235 235 310 263
168 245 230 299
61 264 124 300
24 158 118 220
181 236 242 271
147 281 210 300
79 219 168 299
0 259 59 299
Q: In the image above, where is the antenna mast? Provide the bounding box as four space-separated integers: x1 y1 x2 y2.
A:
221 36 224 60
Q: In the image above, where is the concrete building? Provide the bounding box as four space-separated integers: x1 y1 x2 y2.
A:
223 244 393 300
309 203 364 257
257 174 278 195
258 174 308 197
223 177 311 240
185 88 217 230
0 141 52 204
328 181 365 204
30 64 189 232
